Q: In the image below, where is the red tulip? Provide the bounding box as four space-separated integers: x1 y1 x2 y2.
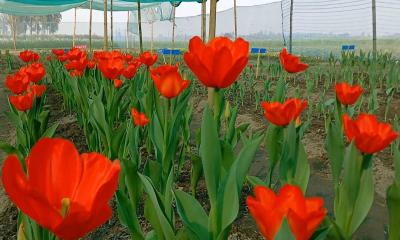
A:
19 50 40 63
343 114 398 154
58 55 68 62
87 60 96 69
113 79 123 89
261 98 308 126
9 92 34 111
52 49 65 56
46 55 52 61
65 57 89 73
279 48 308 73
66 48 86 61
1 138 120 239
98 57 124 80
139 51 158 67
150 65 190 99
247 185 326 240
122 62 140 79
4 72 30 95
25 63 46 83
125 53 134 62
131 108 150 127
184 36 249 89
70 70 84 77
29 84 46 98
335 82 363 106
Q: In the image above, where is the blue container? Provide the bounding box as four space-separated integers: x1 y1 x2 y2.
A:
251 48 267 54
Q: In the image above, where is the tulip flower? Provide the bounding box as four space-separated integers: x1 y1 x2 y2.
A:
98 58 124 80
150 65 190 99
65 57 89 73
125 53 134 62
122 62 140 79
1 138 121 239
58 55 68 62
9 92 34 112
279 48 308 73
131 108 150 127
46 55 52 61
335 82 363 106
66 48 87 61
4 72 30 95
19 50 40 63
261 98 308 126
29 84 46 98
247 185 326 240
343 113 398 154
113 79 123 89
52 49 65 56
87 60 96 69
184 36 249 89
25 63 46 83
139 51 158 67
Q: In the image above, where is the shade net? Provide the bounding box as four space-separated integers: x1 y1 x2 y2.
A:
1 1 400 57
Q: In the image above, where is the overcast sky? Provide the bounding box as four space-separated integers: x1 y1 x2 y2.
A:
61 0 278 22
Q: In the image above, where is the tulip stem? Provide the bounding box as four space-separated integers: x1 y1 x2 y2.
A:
208 87 215 109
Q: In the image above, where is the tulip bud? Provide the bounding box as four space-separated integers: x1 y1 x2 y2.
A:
224 101 231 120
61 198 71 218
17 222 26 240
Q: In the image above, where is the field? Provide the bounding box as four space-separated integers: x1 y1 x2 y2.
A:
0 41 399 240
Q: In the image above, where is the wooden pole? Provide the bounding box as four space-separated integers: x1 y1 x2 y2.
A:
208 0 217 107
170 6 176 64
150 21 154 52
289 0 294 53
233 0 237 39
137 0 144 53
126 11 130 50
103 0 108 50
89 0 93 52
201 0 207 41
12 16 17 50
73 8 77 47
372 0 377 58
111 0 114 49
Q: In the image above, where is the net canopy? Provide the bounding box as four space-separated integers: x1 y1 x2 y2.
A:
0 0 201 16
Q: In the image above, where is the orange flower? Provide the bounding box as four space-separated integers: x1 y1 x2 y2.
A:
19 50 40 63
113 79 123 89
335 82 363 106
247 185 326 240
9 92 34 111
343 114 398 154
29 84 46 98
52 49 65 56
279 48 308 73
184 36 249 89
261 98 308 126
131 108 150 127
4 72 30 95
1 138 120 239
122 62 140 79
150 65 190 99
139 51 158 67
98 57 124 80
25 63 46 83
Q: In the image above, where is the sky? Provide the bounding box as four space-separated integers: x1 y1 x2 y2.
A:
61 0 278 23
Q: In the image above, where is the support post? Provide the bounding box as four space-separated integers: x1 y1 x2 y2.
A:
126 11 130 50
89 0 93 52
289 0 294 53
208 0 217 107
233 0 237 39
137 0 144 53
73 8 77 47
372 0 377 58
201 0 207 41
170 5 176 64
103 0 108 50
111 0 114 49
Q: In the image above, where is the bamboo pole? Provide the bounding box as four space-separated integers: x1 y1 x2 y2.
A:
89 0 93 52
233 0 237 39
201 0 207 41
372 0 377 58
103 0 108 50
126 11 130 50
289 0 293 53
137 0 144 53
12 16 17 50
170 6 176 64
73 8 77 47
111 0 114 49
150 21 154 52
208 0 217 107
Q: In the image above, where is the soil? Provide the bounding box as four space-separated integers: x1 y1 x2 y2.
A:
0 55 397 240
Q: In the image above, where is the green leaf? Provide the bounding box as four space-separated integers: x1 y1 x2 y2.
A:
221 141 234 172
200 107 222 206
190 154 203 196
294 142 310 192
115 190 144 240
246 176 267 187
0 141 20 155
41 123 59 138
265 125 283 169
275 218 295 240
174 190 209 240
387 182 400 240
140 174 175 240
326 121 345 186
